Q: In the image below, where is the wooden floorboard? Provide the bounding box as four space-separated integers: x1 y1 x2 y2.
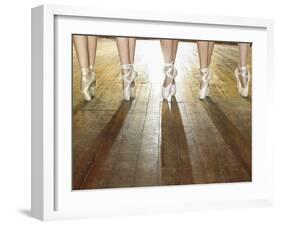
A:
72 39 252 189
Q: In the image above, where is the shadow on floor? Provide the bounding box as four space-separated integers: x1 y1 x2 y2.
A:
202 97 251 178
74 101 132 189
160 98 193 185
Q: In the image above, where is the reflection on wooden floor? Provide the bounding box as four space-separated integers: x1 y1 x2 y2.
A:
72 38 252 189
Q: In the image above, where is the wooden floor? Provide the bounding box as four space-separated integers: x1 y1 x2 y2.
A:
72 38 252 190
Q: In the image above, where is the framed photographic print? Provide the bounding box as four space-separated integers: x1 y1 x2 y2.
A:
31 4 274 221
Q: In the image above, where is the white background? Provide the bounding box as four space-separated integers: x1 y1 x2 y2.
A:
0 0 280 225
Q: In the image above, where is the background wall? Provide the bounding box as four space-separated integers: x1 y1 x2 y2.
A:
0 0 280 225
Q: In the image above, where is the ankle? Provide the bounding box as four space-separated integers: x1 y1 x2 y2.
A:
121 68 131 76
163 62 173 71
121 64 132 75
81 67 90 76
200 67 209 78
239 66 248 76
89 64 95 72
164 62 174 66
200 67 208 74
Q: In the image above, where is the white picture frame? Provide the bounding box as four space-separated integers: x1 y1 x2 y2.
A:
31 4 274 221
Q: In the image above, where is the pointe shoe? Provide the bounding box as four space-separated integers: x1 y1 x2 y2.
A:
234 67 251 97
170 67 178 97
130 65 138 99
162 63 177 101
199 67 212 100
121 64 137 101
89 65 96 97
81 67 96 101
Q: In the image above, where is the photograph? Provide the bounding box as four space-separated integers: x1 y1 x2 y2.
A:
29 2 277 221
71 35 252 190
